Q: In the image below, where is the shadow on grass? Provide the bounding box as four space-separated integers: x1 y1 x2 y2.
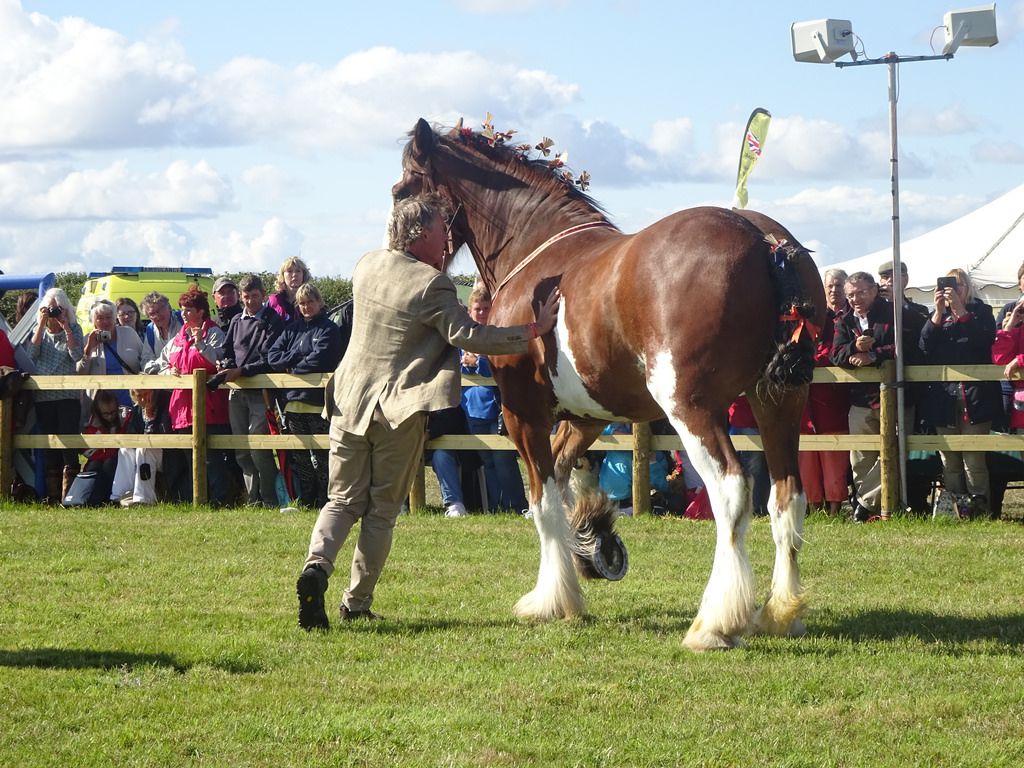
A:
326 616 521 635
0 648 264 674
817 609 1024 647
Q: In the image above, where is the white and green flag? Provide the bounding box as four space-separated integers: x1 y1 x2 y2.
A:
733 108 771 209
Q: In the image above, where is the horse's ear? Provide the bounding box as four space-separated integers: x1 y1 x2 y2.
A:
410 118 435 163
448 118 463 137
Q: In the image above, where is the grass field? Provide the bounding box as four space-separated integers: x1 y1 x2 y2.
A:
2 500 1023 767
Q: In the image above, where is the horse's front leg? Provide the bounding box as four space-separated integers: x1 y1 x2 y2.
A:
505 412 585 620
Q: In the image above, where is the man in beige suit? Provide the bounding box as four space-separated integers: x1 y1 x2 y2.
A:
297 194 560 630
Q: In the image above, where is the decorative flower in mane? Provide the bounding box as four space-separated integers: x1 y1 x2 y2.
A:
461 113 593 193
534 137 555 156
481 112 516 147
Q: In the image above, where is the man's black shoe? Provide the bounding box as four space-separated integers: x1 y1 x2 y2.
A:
340 604 380 621
296 566 329 631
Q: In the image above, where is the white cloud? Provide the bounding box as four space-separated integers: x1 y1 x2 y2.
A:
754 117 891 180
0 215 305 278
766 185 979 228
0 220 94 274
901 104 983 136
752 184 984 264
240 163 306 202
0 0 580 151
524 113 904 189
0 158 232 220
973 140 1024 164
81 220 196 265
647 118 693 156
192 217 304 273
0 0 196 149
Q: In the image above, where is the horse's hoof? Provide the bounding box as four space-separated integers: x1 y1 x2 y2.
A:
683 626 742 652
752 593 807 636
513 590 583 622
786 618 807 638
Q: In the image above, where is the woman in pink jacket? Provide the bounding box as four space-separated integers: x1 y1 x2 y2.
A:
159 285 231 504
993 297 1024 431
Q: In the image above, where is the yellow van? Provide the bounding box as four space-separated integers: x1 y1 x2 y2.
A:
76 266 215 333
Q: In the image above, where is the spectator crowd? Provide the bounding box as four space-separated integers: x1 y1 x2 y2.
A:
2 254 1024 521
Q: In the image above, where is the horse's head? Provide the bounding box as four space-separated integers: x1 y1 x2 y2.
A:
392 118 469 261
392 116 611 290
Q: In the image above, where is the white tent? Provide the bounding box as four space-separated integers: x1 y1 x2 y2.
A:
828 183 1024 308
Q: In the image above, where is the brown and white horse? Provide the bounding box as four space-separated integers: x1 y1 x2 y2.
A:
393 118 826 650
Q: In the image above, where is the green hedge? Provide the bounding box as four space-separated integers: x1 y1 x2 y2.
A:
2 271 479 325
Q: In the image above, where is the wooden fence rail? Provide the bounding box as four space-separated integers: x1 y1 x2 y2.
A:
2 363 1022 511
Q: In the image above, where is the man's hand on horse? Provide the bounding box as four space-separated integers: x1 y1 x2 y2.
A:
534 287 561 336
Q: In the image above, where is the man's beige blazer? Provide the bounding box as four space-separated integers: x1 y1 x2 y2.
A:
328 249 532 436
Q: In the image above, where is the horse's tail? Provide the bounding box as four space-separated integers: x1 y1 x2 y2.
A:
759 239 818 400
568 489 628 582
730 208 823 401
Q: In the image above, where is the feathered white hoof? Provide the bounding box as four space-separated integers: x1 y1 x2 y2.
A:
751 592 807 637
513 584 585 621
683 620 744 652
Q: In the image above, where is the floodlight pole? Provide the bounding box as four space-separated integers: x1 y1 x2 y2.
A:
836 51 953 513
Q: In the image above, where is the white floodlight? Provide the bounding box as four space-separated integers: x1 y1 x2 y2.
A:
790 6 998 513
943 4 998 55
791 19 856 63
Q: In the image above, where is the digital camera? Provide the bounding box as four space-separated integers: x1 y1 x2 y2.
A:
98 330 112 342
46 306 62 318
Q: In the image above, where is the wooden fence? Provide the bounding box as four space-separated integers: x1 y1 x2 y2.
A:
1 363 1019 512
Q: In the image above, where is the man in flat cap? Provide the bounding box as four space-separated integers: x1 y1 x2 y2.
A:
878 260 930 334
213 276 242 333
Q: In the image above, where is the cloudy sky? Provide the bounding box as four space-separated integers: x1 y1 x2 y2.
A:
2 0 1022 279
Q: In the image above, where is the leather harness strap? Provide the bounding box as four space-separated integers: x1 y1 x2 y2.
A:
492 221 615 300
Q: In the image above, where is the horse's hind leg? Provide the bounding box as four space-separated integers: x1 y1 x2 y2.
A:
551 419 607 505
748 385 809 637
648 371 756 650
505 413 585 620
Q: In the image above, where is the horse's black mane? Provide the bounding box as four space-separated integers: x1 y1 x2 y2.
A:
424 123 612 220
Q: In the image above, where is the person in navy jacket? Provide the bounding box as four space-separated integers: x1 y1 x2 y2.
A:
266 282 343 508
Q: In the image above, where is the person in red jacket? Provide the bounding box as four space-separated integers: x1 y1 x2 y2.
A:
798 267 851 514
0 327 15 368
992 296 1024 431
158 286 231 505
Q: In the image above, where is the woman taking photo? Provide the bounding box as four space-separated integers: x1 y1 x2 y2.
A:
920 268 1000 517
29 288 84 503
78 299 144 409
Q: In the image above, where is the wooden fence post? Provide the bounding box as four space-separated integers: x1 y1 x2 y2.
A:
0 396 12 499
632 421 652 515
192 369 208 507
878 359 899 518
